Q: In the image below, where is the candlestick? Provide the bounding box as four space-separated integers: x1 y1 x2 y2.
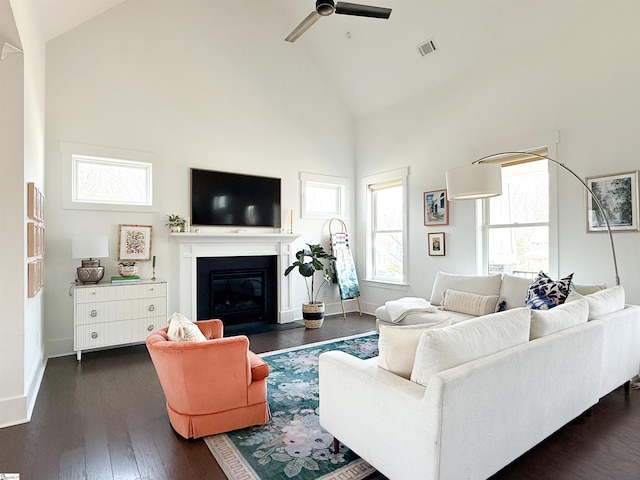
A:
151 255 156 281
288 208 293 234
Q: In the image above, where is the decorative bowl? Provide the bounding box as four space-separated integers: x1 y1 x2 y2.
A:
118 263 138 276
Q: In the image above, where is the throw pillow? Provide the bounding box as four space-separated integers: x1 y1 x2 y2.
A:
525 271 574 310
166 312 207 342
410 307 531 387
441 289 499 316
529 298 589 340
499 274 535 310
585 285 625 319
378 318 452 379
429 271 503 306
573 283 607 295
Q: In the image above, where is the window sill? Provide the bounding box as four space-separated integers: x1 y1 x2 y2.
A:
361 279 409 291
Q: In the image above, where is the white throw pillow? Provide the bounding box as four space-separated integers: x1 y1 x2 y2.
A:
499 274 534 310
378 318 452 379
410 308 531 386
529 298 589 340
166 312 207 342
585 285 625 319
429 271 503 306
441 289 499 316
573 283 607 295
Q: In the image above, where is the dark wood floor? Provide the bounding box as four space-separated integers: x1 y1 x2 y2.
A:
0 313 639 480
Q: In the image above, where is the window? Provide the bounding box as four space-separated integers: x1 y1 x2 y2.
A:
60 142 158 212
364 168 408 284
300 172 347 218
72 155 152 205
482 150 550 277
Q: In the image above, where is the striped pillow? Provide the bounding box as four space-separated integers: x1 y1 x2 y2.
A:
441 289 500 316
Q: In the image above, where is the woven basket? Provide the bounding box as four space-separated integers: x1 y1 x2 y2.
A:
302 302 325 329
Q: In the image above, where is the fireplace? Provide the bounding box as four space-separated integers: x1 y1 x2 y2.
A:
169 232 298 325
197 256 277 326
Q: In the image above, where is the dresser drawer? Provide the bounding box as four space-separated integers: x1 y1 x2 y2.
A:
75 316 165 350
75 297 167 325
75 282 167 303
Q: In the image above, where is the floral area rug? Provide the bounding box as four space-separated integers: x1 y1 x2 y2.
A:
204 332 379 480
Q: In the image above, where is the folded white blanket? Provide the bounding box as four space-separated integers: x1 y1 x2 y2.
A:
385 297 437 323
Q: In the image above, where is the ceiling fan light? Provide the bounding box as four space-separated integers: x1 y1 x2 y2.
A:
316 0 336 15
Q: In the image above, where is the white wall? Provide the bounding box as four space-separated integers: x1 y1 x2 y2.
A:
355 1 640 311
0 0 46 427
44 0 355 356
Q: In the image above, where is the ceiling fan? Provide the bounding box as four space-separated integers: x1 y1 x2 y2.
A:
285 0 392 43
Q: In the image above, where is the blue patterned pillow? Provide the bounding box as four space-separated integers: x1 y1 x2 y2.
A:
525 271 574 310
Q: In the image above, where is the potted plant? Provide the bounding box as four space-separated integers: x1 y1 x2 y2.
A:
166 214 186 233
285 243 335 328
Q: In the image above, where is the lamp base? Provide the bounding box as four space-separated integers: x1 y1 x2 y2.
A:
77 260 105 284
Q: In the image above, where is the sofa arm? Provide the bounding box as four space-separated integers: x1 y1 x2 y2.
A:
319 351 439 480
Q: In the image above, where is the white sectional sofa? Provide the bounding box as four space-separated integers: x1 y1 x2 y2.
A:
318 272 640 480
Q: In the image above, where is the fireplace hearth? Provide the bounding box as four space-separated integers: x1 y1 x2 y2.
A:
197 256 277 326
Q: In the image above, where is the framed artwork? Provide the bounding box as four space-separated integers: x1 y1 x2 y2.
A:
428 232 445 256
585 171 639 232
118 224 153 260
424 189 449 226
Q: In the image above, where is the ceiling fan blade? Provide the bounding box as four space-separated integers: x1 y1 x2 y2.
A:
285 11 322 42
335 2 391 19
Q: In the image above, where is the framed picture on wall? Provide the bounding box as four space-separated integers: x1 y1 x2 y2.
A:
585 171 639 232
118 224 153 261
424 189 449 226
428 232 445 256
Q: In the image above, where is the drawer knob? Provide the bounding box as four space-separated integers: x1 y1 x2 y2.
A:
148 304 155 312
90 309 97 317
91 332 98 339
147 324 154 331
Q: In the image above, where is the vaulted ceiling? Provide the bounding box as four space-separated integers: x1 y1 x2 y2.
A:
32 0 626 117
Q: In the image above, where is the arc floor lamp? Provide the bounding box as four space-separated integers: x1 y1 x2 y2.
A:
445 151 620 286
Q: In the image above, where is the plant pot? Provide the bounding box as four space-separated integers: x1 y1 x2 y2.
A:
302 302 325 328
170 226 181 233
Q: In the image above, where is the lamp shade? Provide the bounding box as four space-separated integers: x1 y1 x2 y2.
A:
446 163 503 200
72 234 109 259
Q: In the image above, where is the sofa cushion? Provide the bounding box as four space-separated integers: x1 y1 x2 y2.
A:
525 271 573 310
167 312 207 342
530 298 589 339
499 274 534 310
378 318 452 379
441 289 499 316
430 271 503 306
410 308 531 386
585 285 625 319
573 283 607 295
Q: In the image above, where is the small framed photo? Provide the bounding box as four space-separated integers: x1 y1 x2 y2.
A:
424 189 449 226
118 224 153 261
585 171 639 232
428 232 445 256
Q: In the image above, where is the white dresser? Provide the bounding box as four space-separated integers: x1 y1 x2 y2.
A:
73 280 168 360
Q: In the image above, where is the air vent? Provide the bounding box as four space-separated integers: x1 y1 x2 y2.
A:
417 38 437 57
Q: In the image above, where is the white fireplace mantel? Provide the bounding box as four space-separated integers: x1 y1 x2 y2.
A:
169 232 300 323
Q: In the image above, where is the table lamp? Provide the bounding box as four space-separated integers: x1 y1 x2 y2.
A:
72 234 109 284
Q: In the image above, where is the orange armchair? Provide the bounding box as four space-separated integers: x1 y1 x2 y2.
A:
146 319 270 439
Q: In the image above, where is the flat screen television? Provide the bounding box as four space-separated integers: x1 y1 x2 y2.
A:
191 168 281 228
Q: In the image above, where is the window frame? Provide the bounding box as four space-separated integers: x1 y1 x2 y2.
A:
479 147 558 278
363 167 409 285
60 142 159 213
300 172 347 219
